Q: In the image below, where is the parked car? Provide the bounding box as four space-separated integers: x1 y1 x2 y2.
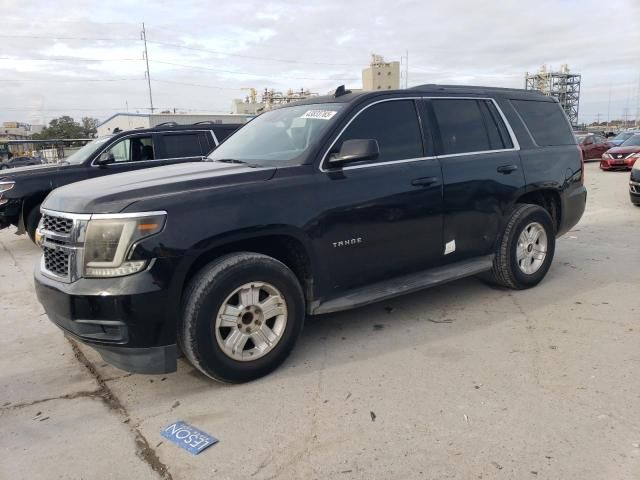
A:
576 133 612 160
608 130 640 147
600 134 640 170
34 85 586 382
630 160 640 206
0 155 42 169
0 123 240 241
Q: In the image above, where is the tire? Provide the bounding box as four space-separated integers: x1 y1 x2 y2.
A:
484 204 556 290
179 252 305 383
26 204 42 243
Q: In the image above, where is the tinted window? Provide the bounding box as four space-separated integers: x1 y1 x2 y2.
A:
214 128 234 142
104 136 154 163
432 99 506 155
335 100 423 163
512 99 575 146
621 135 640 147
162 133 204 158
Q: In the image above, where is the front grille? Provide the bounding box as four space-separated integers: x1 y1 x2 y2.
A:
42 214 73 234
43 246 70 278
612 153 628 160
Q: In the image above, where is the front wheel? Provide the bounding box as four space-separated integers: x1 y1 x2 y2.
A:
485 204 556 289
179 252 305 383
26 204 42 243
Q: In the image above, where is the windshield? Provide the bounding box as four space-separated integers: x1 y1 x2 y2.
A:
208 103 345 165
613 132 633 142
63 136 113 164
575 135 588 142
621 134 640 147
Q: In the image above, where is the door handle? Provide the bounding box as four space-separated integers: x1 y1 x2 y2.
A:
411 176 439 187
497 164 518 174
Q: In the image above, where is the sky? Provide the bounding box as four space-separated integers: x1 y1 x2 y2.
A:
1 0 639 126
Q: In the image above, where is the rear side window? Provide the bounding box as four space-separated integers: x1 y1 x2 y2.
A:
336 99 423 163
214 128 234 142
511 99 575 146
432 99 512 155
162 133 204 158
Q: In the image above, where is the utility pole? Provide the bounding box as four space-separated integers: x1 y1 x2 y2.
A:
405 50 409 89
595 112 602 125
141 22 154 114
606 84 611 129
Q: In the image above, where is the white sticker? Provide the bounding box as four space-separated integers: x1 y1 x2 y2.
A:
301 110 337 120
444 240 456 255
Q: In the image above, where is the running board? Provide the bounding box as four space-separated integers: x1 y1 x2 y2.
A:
311 255 494 315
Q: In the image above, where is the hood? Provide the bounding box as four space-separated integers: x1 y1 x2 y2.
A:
0 163 65 180
606 145 640 154
42 161 276 214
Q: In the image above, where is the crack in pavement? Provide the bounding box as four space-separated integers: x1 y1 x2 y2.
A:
69 340 174 480
0 389 103 413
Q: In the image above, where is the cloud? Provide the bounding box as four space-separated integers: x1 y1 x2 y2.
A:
0 0 638 124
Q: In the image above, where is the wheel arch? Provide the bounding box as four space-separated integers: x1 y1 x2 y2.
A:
515 188 562 233
178 229 316 307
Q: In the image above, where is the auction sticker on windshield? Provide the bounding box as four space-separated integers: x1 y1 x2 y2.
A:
301 110 338 120
161 421 218 455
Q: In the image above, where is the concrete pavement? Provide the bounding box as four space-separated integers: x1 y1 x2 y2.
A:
1 162 639 479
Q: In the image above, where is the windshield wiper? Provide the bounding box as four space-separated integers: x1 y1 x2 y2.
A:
213 158 247 164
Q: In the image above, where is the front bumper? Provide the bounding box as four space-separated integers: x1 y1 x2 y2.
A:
35 262 179 374
630 181 640 205
600 158 636 170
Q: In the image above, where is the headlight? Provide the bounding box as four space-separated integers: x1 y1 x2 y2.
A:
602 153 611 159
633 160 640 171
0 181 14 193
83 212 166 278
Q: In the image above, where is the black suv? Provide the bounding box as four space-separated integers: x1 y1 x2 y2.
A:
0 155 42 170
34 85 586 382
0 123 240 241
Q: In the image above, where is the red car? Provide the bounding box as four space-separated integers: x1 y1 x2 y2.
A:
600 134 640 170
577 133 612 160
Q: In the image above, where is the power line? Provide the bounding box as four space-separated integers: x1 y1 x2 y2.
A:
150 59 358 81
0 77 142 83
0 56 142 62
0 34 137 41
145 40 362 67
0 32 365 68
153 79 242 90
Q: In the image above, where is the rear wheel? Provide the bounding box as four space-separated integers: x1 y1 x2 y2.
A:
26 204 42 243
179 252 305 383
484 204 556 289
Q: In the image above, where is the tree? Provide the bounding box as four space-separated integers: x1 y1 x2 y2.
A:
80 117 99 138
33 116 99 139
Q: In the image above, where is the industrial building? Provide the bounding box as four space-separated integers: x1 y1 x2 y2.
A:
362 54 401 91
525 65 581 126
96 113 252 137
0 122 44 153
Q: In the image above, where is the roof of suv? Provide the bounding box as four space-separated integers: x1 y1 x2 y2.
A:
289 84 550 108
111 123 242 137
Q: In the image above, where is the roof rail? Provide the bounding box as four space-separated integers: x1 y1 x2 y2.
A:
155 121 179 127
193 120 217 125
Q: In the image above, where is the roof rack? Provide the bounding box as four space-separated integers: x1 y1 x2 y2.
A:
155 121 179 127
193 120 217 125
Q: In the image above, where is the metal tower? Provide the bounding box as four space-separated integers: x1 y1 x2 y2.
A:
525 64 581 126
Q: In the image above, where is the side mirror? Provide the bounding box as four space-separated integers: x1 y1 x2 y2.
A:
95 152 115 166
329 139 380 166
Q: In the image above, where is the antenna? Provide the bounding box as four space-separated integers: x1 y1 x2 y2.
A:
141 22 154 114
